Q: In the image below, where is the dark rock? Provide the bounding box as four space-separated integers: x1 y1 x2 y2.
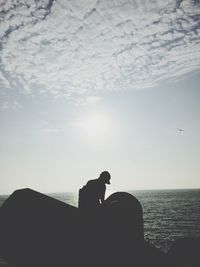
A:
0 188 80 267
0 189 166 267
167 238 200 267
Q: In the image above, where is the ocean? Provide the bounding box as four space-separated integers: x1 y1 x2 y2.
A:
0 189 200 253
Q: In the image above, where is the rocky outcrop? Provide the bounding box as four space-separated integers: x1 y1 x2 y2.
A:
0 189 79 267
0 188 181 267
167 238 200 267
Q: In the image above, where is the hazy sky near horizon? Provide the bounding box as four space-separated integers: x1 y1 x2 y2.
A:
0 0 200 194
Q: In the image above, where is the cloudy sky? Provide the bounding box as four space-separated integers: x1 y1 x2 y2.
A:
0 0 200 195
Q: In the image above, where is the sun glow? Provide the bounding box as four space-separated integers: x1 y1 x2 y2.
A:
82 112 110 139
72 110 115 144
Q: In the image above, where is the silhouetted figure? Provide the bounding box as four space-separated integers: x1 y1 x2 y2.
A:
78 171 111 210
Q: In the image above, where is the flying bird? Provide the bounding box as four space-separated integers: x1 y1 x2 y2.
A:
177 128 184 132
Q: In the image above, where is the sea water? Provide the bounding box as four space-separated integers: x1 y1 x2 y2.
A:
0 189 200 252
131 189 200 251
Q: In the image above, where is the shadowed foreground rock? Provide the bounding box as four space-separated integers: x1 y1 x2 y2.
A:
167 238 200 267
0 189 165 267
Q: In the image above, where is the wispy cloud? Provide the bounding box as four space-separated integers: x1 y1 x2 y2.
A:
1 100 23 109
0 0 200 99
74 95 102 106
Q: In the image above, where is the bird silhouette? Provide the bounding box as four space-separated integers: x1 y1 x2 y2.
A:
177 128 184 132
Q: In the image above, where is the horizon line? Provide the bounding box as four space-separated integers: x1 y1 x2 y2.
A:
1 187 200 196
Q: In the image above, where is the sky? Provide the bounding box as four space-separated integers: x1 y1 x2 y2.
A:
0 0 200 195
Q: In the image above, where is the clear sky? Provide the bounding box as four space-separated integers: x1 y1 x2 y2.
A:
0 0 200 194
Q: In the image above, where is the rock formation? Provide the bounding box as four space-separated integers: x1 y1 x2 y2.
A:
0 188 167 267
167 237 200 267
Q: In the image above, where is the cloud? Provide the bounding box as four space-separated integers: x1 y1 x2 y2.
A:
1 100 23 109
74 95 102 106
0 0 200 99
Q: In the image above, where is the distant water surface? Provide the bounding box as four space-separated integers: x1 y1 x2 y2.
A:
0 189 200 252
131 189 200 251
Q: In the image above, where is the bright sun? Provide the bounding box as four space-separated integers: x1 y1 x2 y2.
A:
73 110 113 143
81 111 111 140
